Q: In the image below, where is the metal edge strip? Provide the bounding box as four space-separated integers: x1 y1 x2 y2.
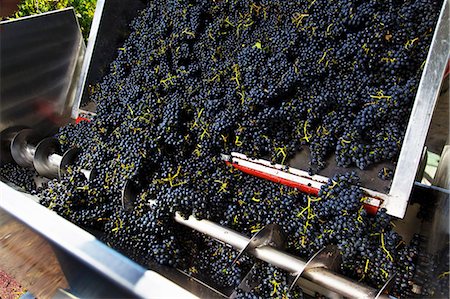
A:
0 7 76 24
61 8 86 117
71 0 106 119
388 1 450 218
0 182 198 298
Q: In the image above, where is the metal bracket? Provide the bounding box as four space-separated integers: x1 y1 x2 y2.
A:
289 245 342 291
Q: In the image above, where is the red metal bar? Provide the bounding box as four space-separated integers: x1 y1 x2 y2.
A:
227 161 379 215
75 116 90 124
364 204 379 215
227 161 320 195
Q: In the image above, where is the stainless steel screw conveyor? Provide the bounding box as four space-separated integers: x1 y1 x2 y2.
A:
0 1 449 298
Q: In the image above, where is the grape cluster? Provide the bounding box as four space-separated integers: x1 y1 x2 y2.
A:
57 0 442 174
39 168 117 230
233 262 304 299
0 0 444 297
57 121 95 153
0 163 37 192
188 238 253 291
41 160 442 297
378 167 394 180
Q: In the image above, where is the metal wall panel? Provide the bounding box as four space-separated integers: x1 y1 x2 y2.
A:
0 8 85 133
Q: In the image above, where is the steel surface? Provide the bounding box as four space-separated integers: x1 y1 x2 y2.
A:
0 9 85 133
388 0 450 218
0 182 213 298
174 213 389 299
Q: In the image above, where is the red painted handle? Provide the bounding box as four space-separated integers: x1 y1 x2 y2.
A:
227 161 319 195
227 161 379 215
364 204 379 215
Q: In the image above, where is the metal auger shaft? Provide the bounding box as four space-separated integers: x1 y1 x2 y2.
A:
3 128 93 180
174 213 390 299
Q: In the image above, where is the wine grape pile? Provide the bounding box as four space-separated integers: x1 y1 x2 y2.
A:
2 0 447 297
0 163 36 193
